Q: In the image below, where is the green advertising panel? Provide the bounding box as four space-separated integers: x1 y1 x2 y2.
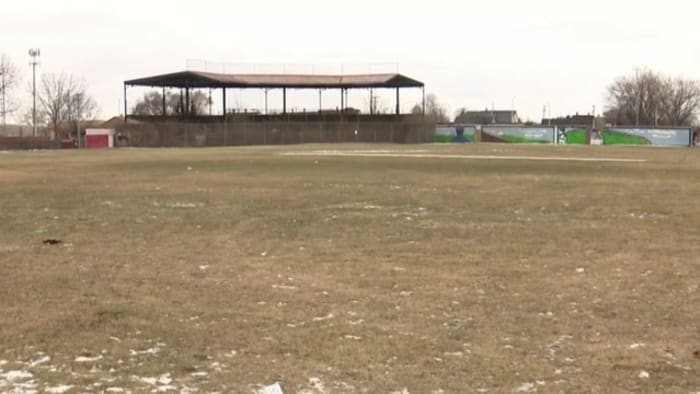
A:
434 124 476 143
562 127 691 146
482 126 556 144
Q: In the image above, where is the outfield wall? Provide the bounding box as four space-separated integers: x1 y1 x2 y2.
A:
560 127 692 146
113 118 435 147
433 124 693 147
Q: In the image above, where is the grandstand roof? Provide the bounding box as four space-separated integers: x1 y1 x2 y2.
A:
125 70 424 89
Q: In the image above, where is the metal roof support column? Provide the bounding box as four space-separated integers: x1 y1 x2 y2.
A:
283 88 287 114
222 88 227 120
123 83 128 122
318 89 323 112
264 89 269 115
162 87 166 117
185 87 190 116
422 86 426 116
395 87 400 115
340 88 345 111
179 89 184 118
369 89 373 115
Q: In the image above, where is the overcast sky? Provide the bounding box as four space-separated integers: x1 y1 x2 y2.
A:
3 0 700 122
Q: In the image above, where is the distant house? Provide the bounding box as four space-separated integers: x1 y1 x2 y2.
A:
542 114 595 126
455 109 520 124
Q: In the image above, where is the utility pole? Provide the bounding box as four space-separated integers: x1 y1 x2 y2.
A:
1 69 5 128
29 49 40 137
75 92 83 149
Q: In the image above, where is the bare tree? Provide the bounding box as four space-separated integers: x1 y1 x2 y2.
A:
660 78 700 127
454 107 468 122
20 106 47 128
134 91 169 116
38 73 97 138
0 53 21 126
606 68 700 126
133 90 211 116
423 93 449 122
365 91 388 115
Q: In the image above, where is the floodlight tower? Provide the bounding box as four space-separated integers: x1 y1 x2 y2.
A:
29 49 40 137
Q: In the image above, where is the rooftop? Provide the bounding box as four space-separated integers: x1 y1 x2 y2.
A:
125 71 424 89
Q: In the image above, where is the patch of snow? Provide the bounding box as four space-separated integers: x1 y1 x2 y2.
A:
1 370 34 381
575 268 585 274
272 284 298 291
168 202 199 209
312 313 335 322
105 388 125 393
629 343 645 349
443 352 464 357
390 389 410 394
308 377 325 392
157 374 172 385
297 377 327 394
255 382 284 394
75 355 103 363
344 335 362 340
46 384 74 393
12 380 39 393
129 347 161 356
190 371 208 378
157 385 177 392
136 373 171 386
198 265 209 271
139 377 158 386
638 370 650 379
515 382 536 392
348 319 365 326
29 356 50 367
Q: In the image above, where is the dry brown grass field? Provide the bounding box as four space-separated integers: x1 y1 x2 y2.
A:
1 144 699 393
